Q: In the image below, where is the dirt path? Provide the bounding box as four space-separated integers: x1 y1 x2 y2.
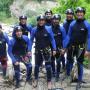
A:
0 67 90 90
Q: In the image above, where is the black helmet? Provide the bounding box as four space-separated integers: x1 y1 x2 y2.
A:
75 7 86 14
65 9 74 15
14 25 22 32
37 15 46 21
12 25 22 37
19 15 27 20
45 9 53 15
52 14 61 20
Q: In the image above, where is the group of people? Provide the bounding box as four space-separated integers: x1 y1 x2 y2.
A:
0 6 90 90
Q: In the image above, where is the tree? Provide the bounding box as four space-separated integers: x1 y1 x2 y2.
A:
0 0 14 17
53 0 90 21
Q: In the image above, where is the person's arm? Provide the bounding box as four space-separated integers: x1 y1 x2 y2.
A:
60 25 66 45
23 35 31 52
29 28 36 51
22 35 32 56
27 24 32 33
84 20 90 51
4 33 9 44
8 39 16 63
87 28 90 52
63 21 75 48
47 27 56 50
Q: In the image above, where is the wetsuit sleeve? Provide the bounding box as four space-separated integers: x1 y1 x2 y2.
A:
47 28 56 50
60 26 66 48
4 33 9 44
29 28 35 51
8 39 16 63
63 21 74 48
84 21 90 51
23 35 31 52
27 24 32 33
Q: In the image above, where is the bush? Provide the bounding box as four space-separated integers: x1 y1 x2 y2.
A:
0 0 14 18
53 0 90 21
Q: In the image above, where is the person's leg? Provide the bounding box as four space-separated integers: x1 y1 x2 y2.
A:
56 58 60 82
13 63 20 88
77 62 83 82
77 49 85 82
76 48 85 89
22 54 32 81
33 51 43 87
66 60 73 76
51 55 55 77
0 56 7 78
66 47 74 76
56 52 61 81
25 63 32 81
44 51 52 89
61 54 66 70
34 51 42 80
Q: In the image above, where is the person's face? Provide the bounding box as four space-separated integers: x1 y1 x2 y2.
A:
52 19 60 25
38 19 45 26
16 30 22 38
45 12 52 19
66 13 74 20
20 19 27 24
76 11 85 19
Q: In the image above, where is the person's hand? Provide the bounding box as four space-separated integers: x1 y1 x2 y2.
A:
84 51 90 58
14 61 19 65
27 51 32 57
53 50 56 56
61 49 65 55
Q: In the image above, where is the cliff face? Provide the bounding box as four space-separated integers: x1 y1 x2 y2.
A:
10 0 57 17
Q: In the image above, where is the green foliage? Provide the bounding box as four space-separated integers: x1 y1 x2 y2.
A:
83 57 90 68
28 16 37 26
53 0 90 22
85 0 90 3
0 0 14 19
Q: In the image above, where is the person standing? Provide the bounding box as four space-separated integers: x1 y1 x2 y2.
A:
63 9 74 34
63 9 75 78
29 15 56 90
12 15 32 36
0 25 9 79
63 7 90 87
45 9 53 26
51 14 66 81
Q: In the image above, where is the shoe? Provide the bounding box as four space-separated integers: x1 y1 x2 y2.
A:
33 80 38 88
52 73 56 77
55 74 59 82
15 83 20 89
76 82 82 90
56 77 59 82
71 78 78 83
47 81 52 90
3 76 8 83
66 76 71 86
15 81 20 89
26 78 32 85
81 80 86 83
62 67 66 73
